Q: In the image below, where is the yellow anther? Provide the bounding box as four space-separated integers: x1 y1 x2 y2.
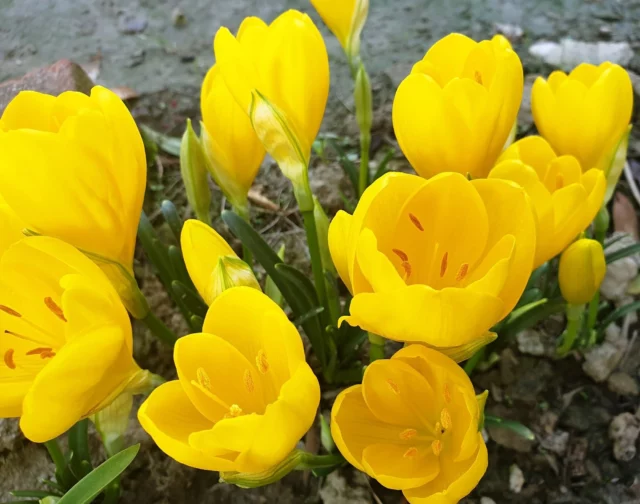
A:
440 408 452 430
0 305 21 317
455 264 469 282
229 404 243 417
431 439 442 456
196 367 211 391
243 369 255 393
399 428 417 441
440 252 448 277
409 213 424 231
443 383 451 404
403 447 418 458
386 379 399 395
44 297 67 322
474 70 483 85
256 349 269 374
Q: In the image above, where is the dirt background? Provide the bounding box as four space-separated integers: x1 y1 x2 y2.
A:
2 0 640 503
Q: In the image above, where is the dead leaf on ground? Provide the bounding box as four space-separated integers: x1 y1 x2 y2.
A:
613 192 639 240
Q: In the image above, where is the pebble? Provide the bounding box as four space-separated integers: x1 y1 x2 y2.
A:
509 464 525 493
480 498 497 504
516 329 545 356
118 14 148 35
609 412 640 461
529 39 634 69
540 430 570 456
583 324 627 383
608 372 639 396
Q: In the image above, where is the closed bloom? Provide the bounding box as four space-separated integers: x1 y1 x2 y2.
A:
490 136 606 267
200 66 265 212
393 34 523 179
181 219 260 305
310 0 369 64
0 86 147 317
559 239 606 305
329 172 535 356
0 237 143 442
532 62 633 175
138 287 320 473
332 345 487 503
214 11 329 209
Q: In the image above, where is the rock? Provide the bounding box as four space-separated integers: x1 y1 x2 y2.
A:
310 162 352 214
516 329 545 356
494 23 524 42
540 430 570 456
0 419 22 452
601 233 640 302
566 437 589 478
583 342 625 383
117 14 148 35
0 59 93 115
319 470 370 504
609 412 640 461
480 498 497 504
529 39 634 69
608 372 639 396
509 464 525 493
518 74 537 131
487 423 534 453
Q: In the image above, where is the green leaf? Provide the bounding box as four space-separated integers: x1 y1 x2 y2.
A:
500 298 565 342
139 125 181 156
604 233 627 250
605 243 640 264
160 200 183 244
265 244 286 307
515 288 543 309
222 211 326 364
327 138 359 194
68 420 92 479
597 300 640 337
10 491 53 499
526 261 549 290
56 445 140 504
484 415 535 441
319 414 335 453
372 148 395 182
171 281 208 318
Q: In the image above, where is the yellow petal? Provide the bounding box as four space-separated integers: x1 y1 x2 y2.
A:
0 196 26 257
362 443 440 490
497 136 557 179
328 210 354 293
420 33 477 86
309 0 357 50
355 228 406 292
0 91 57 131
559 238 606 305
180 219 237 304
137 380 233 471
344 285 503 347
403 434 488 504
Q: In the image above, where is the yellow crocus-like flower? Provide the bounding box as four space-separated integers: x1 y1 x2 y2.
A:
0 237 144 443
0 86 147 317
329 172 536 355
559 238 606 305
532 62 633 176
310 0 369 65
332 345 487 504
490 136 606 267
200 66 265 212
181 219 260 305
393 33 523 179
213 10 329 210
138 287 320 474
0 195 24 258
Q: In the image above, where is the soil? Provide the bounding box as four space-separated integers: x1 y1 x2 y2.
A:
2 0 640 503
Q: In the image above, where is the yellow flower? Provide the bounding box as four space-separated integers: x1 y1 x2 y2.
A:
532 62 633 175
181 219 260 305
328 172 536 356
310 0 369 64
200 66 265 212
559 238 606 305
0 237 143 443
0 195 25 257
0 86 147 317
213 11 329 210
331 345 487 503
138 287 320 473
491 136 606 267
393 33 523 179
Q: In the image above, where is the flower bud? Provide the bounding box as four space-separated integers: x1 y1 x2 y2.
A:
180 119 212 224
354 63 373 136
211 255 260 300
559 239 606 305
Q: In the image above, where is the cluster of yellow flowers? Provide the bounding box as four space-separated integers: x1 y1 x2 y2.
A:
0 0 633 502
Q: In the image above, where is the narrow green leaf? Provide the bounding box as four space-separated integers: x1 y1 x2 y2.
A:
56 445 140 504
605 243 640 264
484 415 536 441
171 281 208 318
10 491 52 499
372 148 395 182
68 420 92 479
319 414 335 453
597 300 640 337
265 243 285 307
327 138 359 193
167 246 193 288
160 200 183 244
500 298 565 342
139 125 181 156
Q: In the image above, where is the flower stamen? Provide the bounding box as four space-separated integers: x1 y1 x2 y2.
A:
0 305 21 317
440 408 452 431
386 379 399 395
256 349 269 374
409 213 424 231
399 428 417 440
455 264 469 282
403 447 418 458
3 349 15 369
431 439 442 456
243 369 255 393
44 297 67 322
197 367 211 391
440 252 448 277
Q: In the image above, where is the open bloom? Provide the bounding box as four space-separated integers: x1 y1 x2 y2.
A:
532 62 633 175
138 287 320 473
181 219 260 305
0 86 147 317
214 11 329 209
0 195 24 258
393 33 523 179
329 172 535 356
332 345 487 503
490 136 606 267
559 238 606 305
200 65 265 212
310 0 369 65
0 237 143 442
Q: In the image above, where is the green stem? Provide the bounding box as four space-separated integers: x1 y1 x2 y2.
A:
142 310 178 345
595 205 609 244
585 291 600 340
45 439 72 489
558 304 585 356
368 333 385 363
358 131 371 197
301 209 329 323
233 203 253 269
102 479 121 504
464 347 486 376
296 452 345 470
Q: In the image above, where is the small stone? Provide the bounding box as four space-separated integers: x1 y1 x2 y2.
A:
0 418 23 452
517 329 545 356
480 498 497 504
487 423 534 453
540 430 570 455
539 411 559 434
310 162 352 214
171 7 187 27
583 342 624 382
118 14 148 35
601 233 640 301
566 437 589 477
609 412 640 461
509 464 525 493
608 372 639 396
319 470 370 504
494 23 524 42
